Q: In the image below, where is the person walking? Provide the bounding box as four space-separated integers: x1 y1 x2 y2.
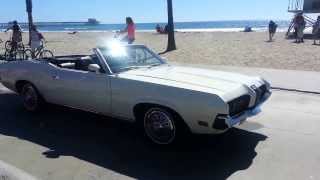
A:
5 20 23 52
294 13 306 43
268 20 278 42
313 16 320 45
120 17 136 44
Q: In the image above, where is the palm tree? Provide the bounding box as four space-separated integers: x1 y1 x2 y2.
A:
166 0 176 51
26 0 33 45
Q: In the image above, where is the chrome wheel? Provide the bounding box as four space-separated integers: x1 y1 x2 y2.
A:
22 84 39 112
144 108 176 145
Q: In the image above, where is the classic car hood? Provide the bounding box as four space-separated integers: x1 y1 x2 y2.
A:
121 65 263 94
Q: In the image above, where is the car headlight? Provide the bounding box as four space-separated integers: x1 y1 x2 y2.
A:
259 77 271 90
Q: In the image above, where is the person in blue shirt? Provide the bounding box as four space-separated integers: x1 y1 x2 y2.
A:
268 20 278 42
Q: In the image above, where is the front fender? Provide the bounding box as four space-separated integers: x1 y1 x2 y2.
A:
110 76 229 134
129 90 228 134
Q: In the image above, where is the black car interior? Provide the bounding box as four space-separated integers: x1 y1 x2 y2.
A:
48 55 105 73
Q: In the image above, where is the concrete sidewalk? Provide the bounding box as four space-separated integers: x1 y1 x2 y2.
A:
0 160 38 180
174 63 320 93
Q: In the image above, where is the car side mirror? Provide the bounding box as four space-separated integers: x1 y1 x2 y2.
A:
88 64 101 74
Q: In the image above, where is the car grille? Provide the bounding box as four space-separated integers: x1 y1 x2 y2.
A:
228 95 251 116
253 85 267 106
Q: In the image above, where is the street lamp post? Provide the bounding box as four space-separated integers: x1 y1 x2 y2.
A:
26 0 33 45
166 0 177 51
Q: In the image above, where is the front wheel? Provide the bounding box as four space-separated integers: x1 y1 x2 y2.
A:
40 50 54 59
143 107 185 145
23 49 34 60
21 83 44 112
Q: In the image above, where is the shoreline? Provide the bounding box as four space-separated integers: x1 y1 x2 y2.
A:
1 27 297 33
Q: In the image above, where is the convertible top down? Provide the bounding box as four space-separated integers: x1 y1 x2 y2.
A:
0 44 271 145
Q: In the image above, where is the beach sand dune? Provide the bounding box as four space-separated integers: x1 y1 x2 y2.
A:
1 32 320 71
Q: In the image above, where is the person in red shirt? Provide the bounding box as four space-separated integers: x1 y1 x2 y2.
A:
120 17 135 44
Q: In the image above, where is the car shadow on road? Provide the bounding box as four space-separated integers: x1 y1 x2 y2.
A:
0 92 267 180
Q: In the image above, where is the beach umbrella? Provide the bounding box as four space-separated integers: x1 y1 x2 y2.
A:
26 0 34 45
166 0 177 51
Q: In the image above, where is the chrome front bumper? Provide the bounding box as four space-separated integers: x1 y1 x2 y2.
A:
227 91 271 127
214 91 271 130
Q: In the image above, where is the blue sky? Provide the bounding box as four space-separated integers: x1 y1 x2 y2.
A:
0 0 292 23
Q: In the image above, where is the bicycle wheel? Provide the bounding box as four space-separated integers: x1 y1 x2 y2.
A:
5 41 12 51
4 51 9 61
16 49 25 61
40 50 54 59
4 50 16 61
24 49 33 60
18 43 25 51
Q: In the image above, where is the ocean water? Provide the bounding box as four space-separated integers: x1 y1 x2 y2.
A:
0 20 290 32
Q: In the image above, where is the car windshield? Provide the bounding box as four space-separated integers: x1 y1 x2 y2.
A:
99 45 165 73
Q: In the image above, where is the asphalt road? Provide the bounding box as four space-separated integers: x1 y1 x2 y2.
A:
0 84 319 180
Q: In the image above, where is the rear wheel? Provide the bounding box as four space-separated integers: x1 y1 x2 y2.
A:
16 49 25 61
5 41 11 51
21 83 44 112
4 50 16 61
40 50 54 59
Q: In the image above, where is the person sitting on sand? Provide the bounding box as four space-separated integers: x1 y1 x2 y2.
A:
268 20 277 42
119 17 135 44
68 31 78 35
156 24 161 33
30 25 45 56
155 24 168 34
313 16 320 45
5 20 22 51
243 26 253 32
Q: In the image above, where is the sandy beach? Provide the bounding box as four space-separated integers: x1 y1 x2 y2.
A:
1 31 320 71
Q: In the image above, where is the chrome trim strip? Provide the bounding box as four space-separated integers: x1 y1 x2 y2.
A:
225 91 271 128
94 48 113 74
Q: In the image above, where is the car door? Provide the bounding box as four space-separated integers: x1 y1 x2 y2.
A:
50 67 111 115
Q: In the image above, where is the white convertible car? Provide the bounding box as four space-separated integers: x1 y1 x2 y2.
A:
0 44 271 145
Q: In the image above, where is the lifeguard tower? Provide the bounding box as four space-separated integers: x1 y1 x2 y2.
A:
286 0 320 36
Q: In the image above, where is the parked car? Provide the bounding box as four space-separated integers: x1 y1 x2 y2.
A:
0 44 271 145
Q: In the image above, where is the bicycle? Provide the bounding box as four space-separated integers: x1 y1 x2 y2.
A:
4 40 25 61
5 40 12 51
0 39 4 59
23 41 54 60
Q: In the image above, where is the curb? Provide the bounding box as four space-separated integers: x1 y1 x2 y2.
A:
0 160 38 180
271 87 320 95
